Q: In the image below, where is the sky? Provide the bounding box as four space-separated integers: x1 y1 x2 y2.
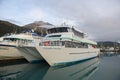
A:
0 0 120 41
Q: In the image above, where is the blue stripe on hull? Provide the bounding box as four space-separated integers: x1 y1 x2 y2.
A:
30 60 45 63
0 44 16 47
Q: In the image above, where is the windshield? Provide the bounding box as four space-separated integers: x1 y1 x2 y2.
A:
47 27 70 34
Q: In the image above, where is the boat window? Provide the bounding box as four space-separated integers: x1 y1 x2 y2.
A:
4 38 17 42
72 28 84 38
41 41 62 46
47 27 69 34
65 41 88 48
40 40 88 48
62 41 65 46
18 39 33 46
48 35 61 37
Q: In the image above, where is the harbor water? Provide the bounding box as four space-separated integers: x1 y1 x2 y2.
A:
0 53 120 80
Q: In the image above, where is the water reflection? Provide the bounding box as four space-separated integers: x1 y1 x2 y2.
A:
0 63 27 80
16 62 49 80
0 58 100 80
42 58 99 80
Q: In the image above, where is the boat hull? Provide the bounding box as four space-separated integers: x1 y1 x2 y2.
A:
36 46 100 66
16 47 43 62
0 46 23 58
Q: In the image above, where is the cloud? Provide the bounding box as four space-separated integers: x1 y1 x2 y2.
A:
28 8 45 20
0 0 120 41
59 19 78 26
41 0 120 41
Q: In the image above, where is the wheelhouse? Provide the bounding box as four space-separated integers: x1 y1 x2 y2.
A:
47 27 71 34
47 27 85 38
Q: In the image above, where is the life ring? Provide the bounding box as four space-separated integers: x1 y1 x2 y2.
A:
44 41 50 46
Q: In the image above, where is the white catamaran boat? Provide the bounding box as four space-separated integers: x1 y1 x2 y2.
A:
36 26 100 66
0 30 43 62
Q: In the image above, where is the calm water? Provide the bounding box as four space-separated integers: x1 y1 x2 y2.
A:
0 53 120 80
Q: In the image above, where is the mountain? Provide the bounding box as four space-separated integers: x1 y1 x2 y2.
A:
97 41 120 47
0 20 55 37
23 21 55 36
0 20 26 37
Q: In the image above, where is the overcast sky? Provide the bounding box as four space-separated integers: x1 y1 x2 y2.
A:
0 0 120 41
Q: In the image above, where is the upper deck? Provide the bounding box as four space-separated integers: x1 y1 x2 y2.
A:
47 27 85 38
43 26 97 45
